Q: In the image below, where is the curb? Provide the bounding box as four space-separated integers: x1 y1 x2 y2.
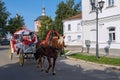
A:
66 56 120 71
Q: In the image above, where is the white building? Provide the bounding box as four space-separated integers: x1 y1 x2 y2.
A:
34 6 46 32
63 14 83 46
82 0 120 55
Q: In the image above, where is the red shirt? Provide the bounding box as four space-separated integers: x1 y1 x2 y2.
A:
23 40 31 45
23 36 36 45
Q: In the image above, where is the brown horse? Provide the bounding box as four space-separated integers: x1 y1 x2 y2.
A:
35 35 66 75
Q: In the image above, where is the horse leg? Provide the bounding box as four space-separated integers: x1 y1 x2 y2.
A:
38 55 44 71
52 58 57 75
42 56 46 66
36 55 43 68
46 57 52 73
39 56 46 71
36 57 41 68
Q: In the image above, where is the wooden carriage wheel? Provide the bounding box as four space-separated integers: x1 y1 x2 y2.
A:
8 45 13 60
19 50 24 66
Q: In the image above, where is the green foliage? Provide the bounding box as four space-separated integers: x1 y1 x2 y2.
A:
65 50 69 53
37 16 53 40
70 53 120 66
0 0 10 37
55 0 81 34
37 0 81 39
7 14 25 35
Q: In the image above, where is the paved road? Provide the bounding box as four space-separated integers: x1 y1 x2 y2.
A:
0 45 120 80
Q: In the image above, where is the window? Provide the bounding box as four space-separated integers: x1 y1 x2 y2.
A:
90 0 96 11
77 23 81 31
108 27 115 41
77 35 81 41
108 0 114 7
68 24 71 31
67 36 71 41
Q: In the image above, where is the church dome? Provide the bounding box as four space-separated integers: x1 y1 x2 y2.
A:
34 16 43 21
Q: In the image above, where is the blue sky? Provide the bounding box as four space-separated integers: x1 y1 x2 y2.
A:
3 0 81 31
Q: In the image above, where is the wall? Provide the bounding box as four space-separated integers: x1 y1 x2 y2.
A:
63 19 83 46
82 0 120 55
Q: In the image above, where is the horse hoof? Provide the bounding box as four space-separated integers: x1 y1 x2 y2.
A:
52 73 56 75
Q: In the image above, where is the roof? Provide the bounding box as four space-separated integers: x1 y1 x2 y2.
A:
34 16 43 21
14 26 32 35
64 13 82 21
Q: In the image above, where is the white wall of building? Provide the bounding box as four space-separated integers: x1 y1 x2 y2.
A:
63 19 83 46
82 0 120 51
34 21 41 32
82 0 120 20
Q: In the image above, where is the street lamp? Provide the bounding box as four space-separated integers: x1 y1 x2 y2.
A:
90 0 105 58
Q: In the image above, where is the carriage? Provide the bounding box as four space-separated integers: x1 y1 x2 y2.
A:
9 27 38 66
9 27 66 75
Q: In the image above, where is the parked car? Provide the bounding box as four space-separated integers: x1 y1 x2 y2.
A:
0 39 10 45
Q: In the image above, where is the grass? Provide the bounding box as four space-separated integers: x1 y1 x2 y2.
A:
69 53 120 66
59 50 69 56
64 50 69 53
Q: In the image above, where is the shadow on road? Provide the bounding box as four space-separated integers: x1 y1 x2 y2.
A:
0 57 120 80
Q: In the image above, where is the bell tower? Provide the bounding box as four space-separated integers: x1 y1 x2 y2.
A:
42 0 46 16
34 0 46 32
42 6 46 16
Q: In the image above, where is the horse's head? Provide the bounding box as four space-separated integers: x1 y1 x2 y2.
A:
51 36 66 50
55 36 66 55
57 36 66 48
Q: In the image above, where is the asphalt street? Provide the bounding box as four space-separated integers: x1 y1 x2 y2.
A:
0 45 120 80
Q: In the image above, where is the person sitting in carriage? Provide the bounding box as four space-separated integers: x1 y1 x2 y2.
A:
22 31 38 46
15 31 38 54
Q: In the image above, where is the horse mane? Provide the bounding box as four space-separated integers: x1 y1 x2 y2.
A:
36 40 48 48
37 30 65 49
51 36 58 48
45 30 60 43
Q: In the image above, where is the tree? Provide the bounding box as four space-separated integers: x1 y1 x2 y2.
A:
38 16 53 40
7 13 25 34
0 0 10 37
55 0 81 34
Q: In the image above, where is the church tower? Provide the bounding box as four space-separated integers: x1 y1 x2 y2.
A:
42 6 46 16
42 0 46 16
34 0 46 32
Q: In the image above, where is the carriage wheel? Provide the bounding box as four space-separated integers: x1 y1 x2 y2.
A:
19 51 24 67
8 45 13 60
